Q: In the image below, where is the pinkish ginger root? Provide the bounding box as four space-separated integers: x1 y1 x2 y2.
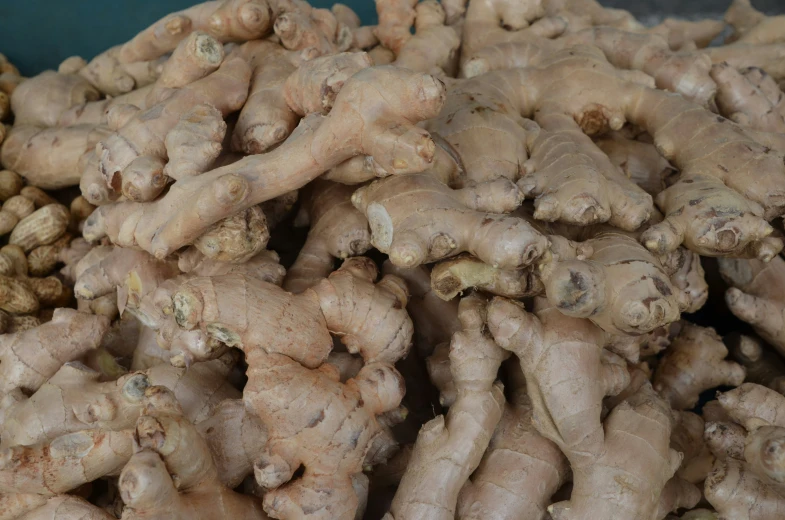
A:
283 180 371 293
231 40 300 154
457 362 569 520
89 56 251 204
703 383 785 519
0 354 239 449
727 334 785 394
274 2 352 55
539 228 687 335
352 172 548 269
389 294 507 519
712 63 785 134
547 382 681 520
724 0 785 46
0 309 109 396
489 294 686 519
381 262 461 356
671 411 715 485
487 296 631 464
705 457 785 520
391 1 460 76
119 386 269 520
653 323 746 410
83 66 445 258
0 124 112 190
8 71 98 127
245 353 404 518
167 257 412 366
466 45 785 259
719 256 785 357
118 0 274 64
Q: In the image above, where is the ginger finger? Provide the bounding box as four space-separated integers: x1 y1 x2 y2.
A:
719 256 785 356
84 66 445 258
653 324 746 410
283 180 370 293
389 294 507 520
352 173 547 269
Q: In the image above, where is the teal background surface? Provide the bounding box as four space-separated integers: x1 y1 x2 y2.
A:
1 1 782 75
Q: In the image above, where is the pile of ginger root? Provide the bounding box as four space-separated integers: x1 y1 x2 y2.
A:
5 0 785 518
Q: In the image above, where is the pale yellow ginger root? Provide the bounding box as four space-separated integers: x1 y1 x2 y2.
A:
374 0 418 54
83 66 445 258
169 257 412 366
391 1 460 76
595 133 674 197
487 296 634 467
244 353 404 519
274 2 352 55
119 387 269 520
653 324 746 410
91 56 250 204
711 63 785 134
118 0 274 64
0 309 109 396
283 180 370 293
352 172 548 269
231 40 300 154
429 254 543 301
724 0 785 45
456 362 569 520
0 355 239 449
727 334 785 394
0 428 134 496
1 124 112 189
9 71 99 127
388 294 507 520
540 228 687 335
705 457 785 520
718 256 785 356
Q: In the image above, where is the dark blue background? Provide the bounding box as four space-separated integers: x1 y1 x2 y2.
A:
1 0 782 75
